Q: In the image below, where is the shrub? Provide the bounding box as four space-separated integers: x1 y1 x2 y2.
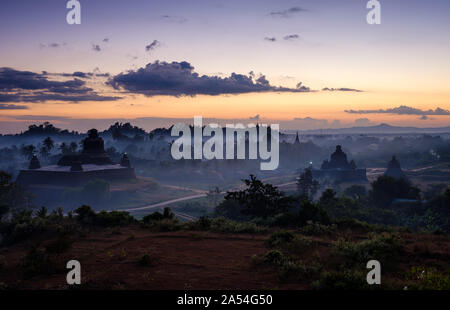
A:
333 233 403 264
279 261 322 283
45 235 73 254
299 221 336 236
142 207 175 223
265 230 295 247
313 269 370 290
95 210 136 227
405 267 450 290
22 245 55 278
138 253 153 266
146 218 181 232
209 217 268 234
263 250 286 266
298 198 331 226
265 231 314 254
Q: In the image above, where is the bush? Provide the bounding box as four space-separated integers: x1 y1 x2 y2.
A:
299 221 336 236
263 250 286 266
298 198 331 226
313 269 369 290
138 253 154 266
265 230 314 254
22 245 55 278
145 218 181 232
45 235 73 254
405 267 450 290
209 217 268 234
279 261 322 283
142 207 175 223
95 210 136 227
265 230 295 247
333 233 403 264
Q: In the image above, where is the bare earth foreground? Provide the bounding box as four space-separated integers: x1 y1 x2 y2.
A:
1 226 450 290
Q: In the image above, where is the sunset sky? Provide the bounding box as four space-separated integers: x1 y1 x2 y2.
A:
0 0 449 133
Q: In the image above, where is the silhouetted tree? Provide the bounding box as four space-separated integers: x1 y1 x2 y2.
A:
297 168 320 199
223 175 294 219
370 176 420 208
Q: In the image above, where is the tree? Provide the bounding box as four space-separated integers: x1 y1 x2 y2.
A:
59 142 69 155
297 168 320 199
207 187 221 208
298 196 331 226
222 175 294 219
69 141 78 153
43 137 54 152
21 144 36 159
344 185 367 199
370 176 421 208
0 171 32 213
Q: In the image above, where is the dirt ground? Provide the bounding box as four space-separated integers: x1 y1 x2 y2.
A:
1 227 449 290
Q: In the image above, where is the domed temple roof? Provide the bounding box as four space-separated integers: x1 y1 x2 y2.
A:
28 155 41 170
57 128 113 166
384 155 407 179
321 145 356 170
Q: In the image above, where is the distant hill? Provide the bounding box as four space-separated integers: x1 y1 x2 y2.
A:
296 123 450 135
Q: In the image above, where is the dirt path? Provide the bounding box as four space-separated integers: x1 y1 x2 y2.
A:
119 178 297 214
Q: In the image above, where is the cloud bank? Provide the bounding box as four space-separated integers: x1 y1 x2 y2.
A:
345 105 450 116
0 67 121 103
107 61 311 96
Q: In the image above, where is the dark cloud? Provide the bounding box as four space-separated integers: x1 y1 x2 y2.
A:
145 40 161 52
92 44 101 52
270 7 307 18
39 42 65 49
264 37 277 42
283 34 300 41
323 87 363 92
0 68 121 103
345 105 450 116
107 61 312 96
249 114 260 121
0 103 29 109
419 115 432 120
160 15 188 24
103 38 109 43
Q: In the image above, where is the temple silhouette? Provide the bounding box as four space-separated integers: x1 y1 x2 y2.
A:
384 155 407 179
17 129 136 186
312 145 367 182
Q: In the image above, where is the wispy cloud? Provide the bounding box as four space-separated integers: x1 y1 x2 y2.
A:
160 15 188 24
92 44 101 52
323 87 363 92
264 37 277 42
145 40 160 52
283 34 300 41
270 7 307 18
0 103 29 109
345 105 450 116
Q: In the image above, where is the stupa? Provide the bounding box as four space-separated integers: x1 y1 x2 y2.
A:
312 145 367 182
384 155 407 179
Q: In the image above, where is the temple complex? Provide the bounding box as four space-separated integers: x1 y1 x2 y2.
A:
312 145 367 182
17 129 136 186
384 155 407 179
